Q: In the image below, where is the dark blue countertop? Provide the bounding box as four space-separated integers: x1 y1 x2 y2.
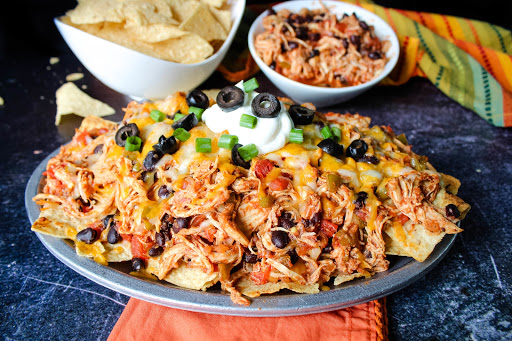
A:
1 2 511 340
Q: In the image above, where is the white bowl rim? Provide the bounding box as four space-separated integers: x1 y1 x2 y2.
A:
55 0 246 68
248 0 400 93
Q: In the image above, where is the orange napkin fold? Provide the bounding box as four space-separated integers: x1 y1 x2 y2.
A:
108 298 388 341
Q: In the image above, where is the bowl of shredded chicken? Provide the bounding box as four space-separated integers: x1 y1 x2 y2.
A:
248 1 399 106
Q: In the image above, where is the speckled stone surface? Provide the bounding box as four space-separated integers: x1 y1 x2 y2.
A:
1 3 511 341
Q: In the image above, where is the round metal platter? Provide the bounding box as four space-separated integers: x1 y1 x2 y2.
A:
25 148 457 316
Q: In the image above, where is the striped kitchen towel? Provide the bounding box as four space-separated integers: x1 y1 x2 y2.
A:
348 0 512 127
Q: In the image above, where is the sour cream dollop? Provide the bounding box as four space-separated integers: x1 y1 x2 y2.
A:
202 82 293 155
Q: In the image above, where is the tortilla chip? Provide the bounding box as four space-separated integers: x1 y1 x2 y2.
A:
65 73 84 81
55 82 115 125
178 5 227 42
201 89 221 101
67 0 125 24
440 173 461 195
154 34 214 63
102 239 133 262
167 0 200 22
384 220 445 262
334 272 366 286
235 276 319 298
0 96 4 106
49 57 60 64
125 23 186 43
31 208 82 239
433 188 471 221
209 7 231 33
160 261 220 290
78 115 118 132
122 0 178 26
203 0 225 9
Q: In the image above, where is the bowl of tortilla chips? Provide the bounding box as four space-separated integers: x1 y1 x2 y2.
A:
55 0 245 100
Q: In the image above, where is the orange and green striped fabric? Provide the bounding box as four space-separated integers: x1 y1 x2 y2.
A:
348 0 512 127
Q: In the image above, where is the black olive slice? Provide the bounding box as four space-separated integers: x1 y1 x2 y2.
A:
346 139 368 161
231 143 251 169
115 123 140 147
216 86 244 112
143 150 162 172
288 105 315 125
186 89 209 109
251 93 281 118
317 139 344 159
153 135 178 155
171 114 198 131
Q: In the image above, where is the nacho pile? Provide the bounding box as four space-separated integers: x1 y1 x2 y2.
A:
32 90 469 305
61 0 233 63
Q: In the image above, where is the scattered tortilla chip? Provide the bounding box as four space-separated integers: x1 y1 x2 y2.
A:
179 5 227 42
55 82 115 125
49 57 60 64
384 221 445 262
65 72 84 81
0 96 4 106
236 276 319 298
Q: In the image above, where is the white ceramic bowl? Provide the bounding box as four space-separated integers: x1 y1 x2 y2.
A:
248 0 399 107
55 0 245 100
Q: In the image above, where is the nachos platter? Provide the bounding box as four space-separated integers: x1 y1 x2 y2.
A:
29 80 469 309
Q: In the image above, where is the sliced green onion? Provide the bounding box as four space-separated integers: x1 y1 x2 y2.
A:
174 113 186 121
195 138 212 153
125 136 142 152
397 133 408 145
150 109 165 122
240 114 257 129
243 77 259 93
189 106 205 121
173 128 191 142
332 127 342 142
289 128 303 144
321 126 334 139
238 143 258 161
218 134 238 149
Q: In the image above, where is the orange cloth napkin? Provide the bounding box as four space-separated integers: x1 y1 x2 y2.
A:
108 298 388 341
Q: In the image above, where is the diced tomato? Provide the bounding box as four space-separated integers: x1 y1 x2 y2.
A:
269 178 289 191
320 219 338 238
131 235 148 260
75 130 90 146
254 159 274 179
88 221 103 235
398 213 409 225
120 233 132 242
250 262 272 285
